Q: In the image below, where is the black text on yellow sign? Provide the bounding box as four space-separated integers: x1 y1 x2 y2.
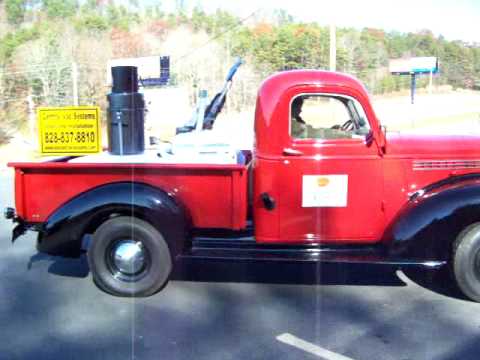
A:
38 107 101 155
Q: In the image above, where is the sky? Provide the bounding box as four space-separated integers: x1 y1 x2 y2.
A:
157 0 480 43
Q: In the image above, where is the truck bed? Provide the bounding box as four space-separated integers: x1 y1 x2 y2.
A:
9 156 250 230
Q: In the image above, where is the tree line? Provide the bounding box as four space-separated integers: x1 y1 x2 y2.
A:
0 0 479 142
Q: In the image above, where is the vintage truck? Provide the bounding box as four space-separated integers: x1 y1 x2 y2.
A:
6 69 480 302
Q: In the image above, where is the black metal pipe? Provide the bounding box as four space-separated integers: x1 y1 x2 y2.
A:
107 66 145 155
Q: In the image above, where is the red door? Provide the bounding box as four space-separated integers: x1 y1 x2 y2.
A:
276 93 385 244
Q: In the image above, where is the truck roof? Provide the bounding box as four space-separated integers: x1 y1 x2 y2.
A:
258 70 371 99
255 70 380 156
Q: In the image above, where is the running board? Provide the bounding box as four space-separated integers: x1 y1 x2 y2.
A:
180 239 446 268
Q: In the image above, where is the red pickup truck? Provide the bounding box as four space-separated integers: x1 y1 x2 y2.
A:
7 70 480 302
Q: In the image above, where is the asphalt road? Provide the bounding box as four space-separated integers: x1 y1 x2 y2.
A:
1 172 480 360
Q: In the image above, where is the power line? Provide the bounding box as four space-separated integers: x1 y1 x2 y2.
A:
0 66 73 76
0 59 104 71
0 64 68 74
0 64 110 77
0 61 109 76
175 8 261 63
0 94 99 102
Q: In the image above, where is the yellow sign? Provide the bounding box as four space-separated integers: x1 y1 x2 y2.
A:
38 107 101 155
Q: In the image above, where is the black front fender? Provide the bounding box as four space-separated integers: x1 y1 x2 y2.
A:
38 182 189 257
383 176 480 261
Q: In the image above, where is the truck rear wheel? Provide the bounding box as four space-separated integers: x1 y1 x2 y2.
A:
88 216 172 297
453 223 480 302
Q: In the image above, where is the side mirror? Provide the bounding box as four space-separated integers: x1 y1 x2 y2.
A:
355 127 370 136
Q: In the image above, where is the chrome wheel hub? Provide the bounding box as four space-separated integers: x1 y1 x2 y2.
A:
112 240 146 275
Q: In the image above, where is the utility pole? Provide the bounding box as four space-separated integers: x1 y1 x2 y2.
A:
27 95 36 148
429 70 433 94
329 24 336 72
72 62 79 106
411 73 416 105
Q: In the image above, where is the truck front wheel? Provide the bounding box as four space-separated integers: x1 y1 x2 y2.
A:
453 223 480 302
88 216 172 297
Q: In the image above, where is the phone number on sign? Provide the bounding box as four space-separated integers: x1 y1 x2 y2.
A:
44 131 96 144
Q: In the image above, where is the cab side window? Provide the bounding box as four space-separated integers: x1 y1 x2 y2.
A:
291 95 369 140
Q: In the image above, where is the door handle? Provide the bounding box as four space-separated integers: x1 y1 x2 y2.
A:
283 148 303 156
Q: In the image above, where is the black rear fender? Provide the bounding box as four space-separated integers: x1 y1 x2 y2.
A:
38 182 189 257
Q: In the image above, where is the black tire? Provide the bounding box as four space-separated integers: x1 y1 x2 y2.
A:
453 222 480 302
88 216 172 297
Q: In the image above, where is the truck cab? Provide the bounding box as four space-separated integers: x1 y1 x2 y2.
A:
254 71 386 244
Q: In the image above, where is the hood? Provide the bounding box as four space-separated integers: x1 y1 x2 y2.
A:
386 132 480 159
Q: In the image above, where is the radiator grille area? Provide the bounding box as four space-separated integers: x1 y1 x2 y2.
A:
413 160 480 171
